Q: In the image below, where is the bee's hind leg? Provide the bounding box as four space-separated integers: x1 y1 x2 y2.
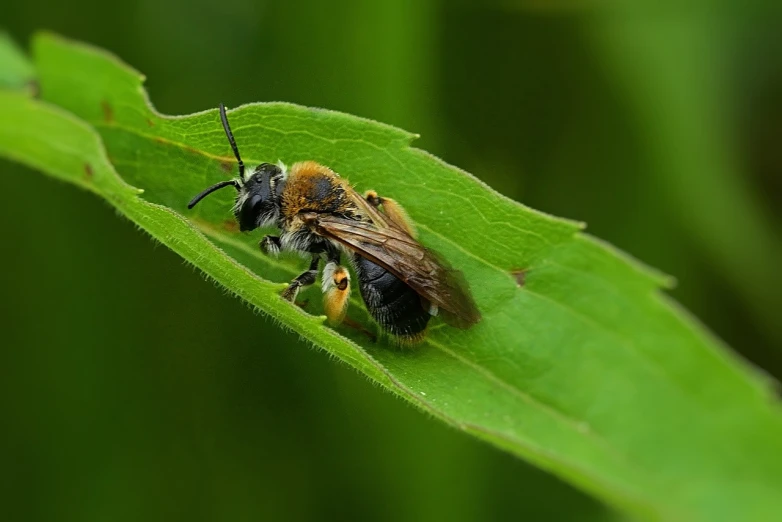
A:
322 258 351 325
281 256 319 302
364 190 416 238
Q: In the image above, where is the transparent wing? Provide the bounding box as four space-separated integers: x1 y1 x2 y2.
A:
307 213 481 328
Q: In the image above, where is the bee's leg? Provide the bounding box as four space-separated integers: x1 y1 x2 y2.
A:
364 190 417 238
260 235 282 256
321 253 351 325
281 256 319 302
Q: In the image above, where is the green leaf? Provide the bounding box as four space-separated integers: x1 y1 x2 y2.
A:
1 32 781 522
0 31 35 92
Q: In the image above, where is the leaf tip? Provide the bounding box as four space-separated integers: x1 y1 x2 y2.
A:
32 30 145 86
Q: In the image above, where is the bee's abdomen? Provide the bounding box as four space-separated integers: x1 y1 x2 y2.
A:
353 255 430 339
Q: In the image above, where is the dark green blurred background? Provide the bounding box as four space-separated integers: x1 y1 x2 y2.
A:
2 1 780 521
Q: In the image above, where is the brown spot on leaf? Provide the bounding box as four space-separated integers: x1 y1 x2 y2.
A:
146 119 155 127
83 163 94 179
101 100 114 123
27 80 40 98
220 160 235 172
222 220 239 233
511 269 527 288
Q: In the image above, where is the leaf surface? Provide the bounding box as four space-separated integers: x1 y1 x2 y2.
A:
0 31 35 91
1 33 781 522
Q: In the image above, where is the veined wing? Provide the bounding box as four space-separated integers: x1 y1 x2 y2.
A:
305 213 481 328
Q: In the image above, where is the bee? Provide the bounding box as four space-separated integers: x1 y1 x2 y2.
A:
188 104 480 341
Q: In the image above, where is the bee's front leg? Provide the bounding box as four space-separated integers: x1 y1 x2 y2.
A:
260 235 282 256
281 256 320 302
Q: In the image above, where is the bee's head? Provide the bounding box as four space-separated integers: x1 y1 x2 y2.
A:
187 103 286 232
232 162 286 231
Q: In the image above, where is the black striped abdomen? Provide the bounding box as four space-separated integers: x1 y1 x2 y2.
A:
353 254 430 339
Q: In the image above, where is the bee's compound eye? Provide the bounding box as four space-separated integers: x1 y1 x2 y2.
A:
249 195 264 213
239 194 264 231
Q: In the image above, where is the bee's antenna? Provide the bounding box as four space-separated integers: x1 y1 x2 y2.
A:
219 102 245 181
188 180 240 209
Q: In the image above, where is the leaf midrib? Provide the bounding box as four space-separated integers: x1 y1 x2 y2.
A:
196 220 621 437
